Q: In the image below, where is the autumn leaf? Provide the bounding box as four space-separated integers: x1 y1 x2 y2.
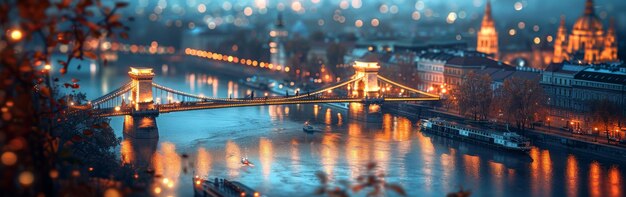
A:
83 130 93 136
84 51 97 59
385 184 406 196
115 2 129 8
71 135 83 142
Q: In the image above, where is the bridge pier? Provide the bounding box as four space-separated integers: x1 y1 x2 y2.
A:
348 103 383 123
123 113 159 139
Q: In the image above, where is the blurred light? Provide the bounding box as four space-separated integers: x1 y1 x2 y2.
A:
446 12 457 24
1 151 17 166
339 0 349 9
291 1 302 12
222 2 232 11
197 4 206 13
154 187 162 194
547 35 554 42
371 19 379 27
415 1 425 10
518 22 525 29
355 20 363 27
412 11 421 20
389 5 398 14
379 4 388 13
44 64 52 71
533 37 541 44
8 29 23 41
514 2 523 11
533 25 540 32
351 0 362 9
255 0 267 9
508 29 516 36
244 7 253 16
18 171 34 186
104 188 122 197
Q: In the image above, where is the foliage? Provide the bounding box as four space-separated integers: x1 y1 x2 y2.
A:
56 93 121 178
315 162 406 197
495 77 546 131
454 72 493 120
446 187 472 197
588 99 623 136
0 0 130 195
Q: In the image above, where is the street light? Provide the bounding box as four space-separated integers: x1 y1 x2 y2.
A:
8 28 23 41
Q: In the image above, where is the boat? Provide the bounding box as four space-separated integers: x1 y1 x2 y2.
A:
241 157 254 167
303 121 322 133
419 118 532 152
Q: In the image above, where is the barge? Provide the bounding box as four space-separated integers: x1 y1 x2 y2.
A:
419 118 531 152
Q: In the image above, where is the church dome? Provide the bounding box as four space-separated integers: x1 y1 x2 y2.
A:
572 0 603 34
573 15 603 33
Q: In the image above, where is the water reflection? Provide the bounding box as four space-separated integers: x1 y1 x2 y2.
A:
608 166 622 197
321 133 339 178
152 142 182 195
195 147 212 178
589 161 602 197
290 139 300 174
566 155 579 197
259 138 273 179
225 140 242 178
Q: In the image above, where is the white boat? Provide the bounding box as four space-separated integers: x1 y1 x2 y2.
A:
420 118 532 152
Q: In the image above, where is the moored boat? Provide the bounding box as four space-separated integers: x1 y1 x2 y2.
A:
419 118 531 152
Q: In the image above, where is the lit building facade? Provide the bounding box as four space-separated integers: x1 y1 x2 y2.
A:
541 62 626 129
552 0 618 64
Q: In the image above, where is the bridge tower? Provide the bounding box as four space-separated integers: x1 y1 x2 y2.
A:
351 55 383 122
123 67 159 139
353 55 381 98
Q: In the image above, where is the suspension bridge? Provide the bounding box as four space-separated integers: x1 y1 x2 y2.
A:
72 59 440 138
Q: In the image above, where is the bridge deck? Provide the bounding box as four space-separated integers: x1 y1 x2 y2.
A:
88 96 439 117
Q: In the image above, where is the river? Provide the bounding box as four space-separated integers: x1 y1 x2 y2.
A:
55 56 625 197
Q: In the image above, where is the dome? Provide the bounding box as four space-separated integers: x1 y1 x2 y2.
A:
572 0 603 33
573 15 603 32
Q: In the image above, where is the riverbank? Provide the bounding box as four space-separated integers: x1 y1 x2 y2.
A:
382 102 626 163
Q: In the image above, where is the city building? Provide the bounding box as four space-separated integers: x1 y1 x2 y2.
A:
541 62 626 129
414 49 512 92
442 51 510 90
476 0 499 59
552 0 618 64
269 13 288 68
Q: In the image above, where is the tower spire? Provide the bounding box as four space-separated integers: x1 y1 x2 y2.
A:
584 0 594 15
483 0 493 23
276 12 284 28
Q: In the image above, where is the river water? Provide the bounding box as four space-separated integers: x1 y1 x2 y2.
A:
56 57 625 197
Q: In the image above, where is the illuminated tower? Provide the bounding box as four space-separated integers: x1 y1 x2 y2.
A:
353 55 380 98
602 18 618 62
124 67 158 139
553 16 569 63
270 13 288 68
476 0 499 59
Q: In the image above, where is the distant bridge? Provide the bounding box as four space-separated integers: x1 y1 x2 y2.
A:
72 60 439 138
